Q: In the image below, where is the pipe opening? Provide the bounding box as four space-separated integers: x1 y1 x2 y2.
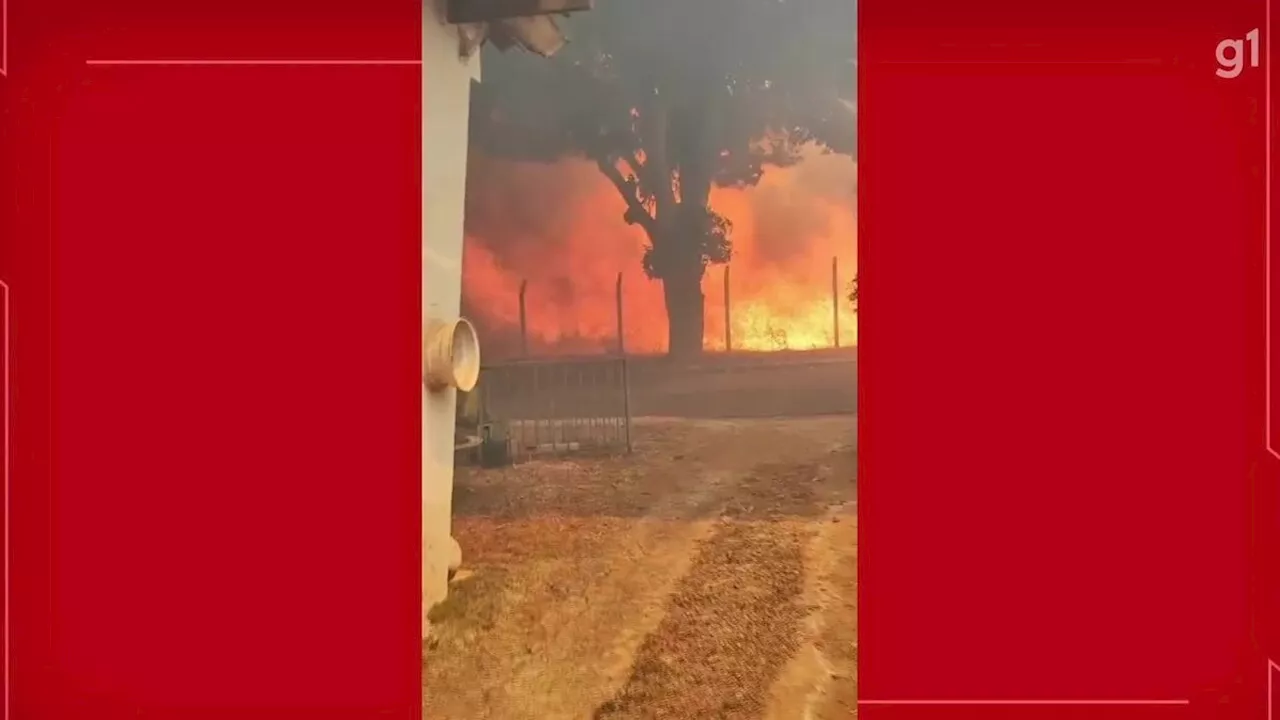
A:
424 317 481 392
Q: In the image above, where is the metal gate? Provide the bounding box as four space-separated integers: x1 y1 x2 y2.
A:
464 356 632 464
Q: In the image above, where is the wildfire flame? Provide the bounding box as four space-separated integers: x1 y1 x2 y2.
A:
461 147 856 358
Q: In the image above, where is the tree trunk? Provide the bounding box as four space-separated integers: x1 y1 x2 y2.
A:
632 95 715 358
663 259 705 357
663 152 714 358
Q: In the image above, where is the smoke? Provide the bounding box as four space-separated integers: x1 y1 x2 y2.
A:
743 148 857 267
459 0 858 358
461 146 856 359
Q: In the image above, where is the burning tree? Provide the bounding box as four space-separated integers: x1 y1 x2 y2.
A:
469 0 855 356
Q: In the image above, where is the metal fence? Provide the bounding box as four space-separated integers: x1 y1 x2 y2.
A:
495 257 855 357
461 355 632 465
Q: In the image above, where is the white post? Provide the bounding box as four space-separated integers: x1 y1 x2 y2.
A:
422 0 481 635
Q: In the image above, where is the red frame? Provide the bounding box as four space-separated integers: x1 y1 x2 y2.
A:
0 0 1276 717
860 0 1277 717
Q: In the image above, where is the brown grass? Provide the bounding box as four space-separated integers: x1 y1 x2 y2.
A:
594 520 812 719
422 417 856 720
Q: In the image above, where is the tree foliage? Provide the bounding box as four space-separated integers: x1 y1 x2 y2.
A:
471 0 853 241
469 0 856 352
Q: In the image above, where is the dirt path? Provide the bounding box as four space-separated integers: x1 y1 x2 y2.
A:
424 417 856 719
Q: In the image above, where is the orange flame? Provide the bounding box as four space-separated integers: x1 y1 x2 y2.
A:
462 148 856 358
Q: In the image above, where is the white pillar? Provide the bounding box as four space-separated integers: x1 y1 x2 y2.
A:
422 0 481 634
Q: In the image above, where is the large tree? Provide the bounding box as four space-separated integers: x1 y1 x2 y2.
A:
469 0 856 356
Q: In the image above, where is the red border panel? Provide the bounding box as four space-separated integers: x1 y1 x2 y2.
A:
860 0 1276 718
2 2 422 717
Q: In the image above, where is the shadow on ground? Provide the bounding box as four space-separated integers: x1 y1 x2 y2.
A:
426 417 857 720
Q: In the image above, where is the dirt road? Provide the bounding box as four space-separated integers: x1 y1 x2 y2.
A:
424 416 857 719
478 352 857 422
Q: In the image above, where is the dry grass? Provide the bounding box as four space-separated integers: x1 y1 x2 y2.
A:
595 520 811 719
423 417 856 720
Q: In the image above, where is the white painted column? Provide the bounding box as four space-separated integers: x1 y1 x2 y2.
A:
422 0 481 633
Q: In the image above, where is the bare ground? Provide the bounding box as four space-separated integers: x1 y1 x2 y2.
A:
424 416 856 719
476 353 856 425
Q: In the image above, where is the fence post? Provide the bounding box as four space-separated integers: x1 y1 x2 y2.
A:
831 256 840 349
519 279 529 357
615 271 625 355
724 264 732 352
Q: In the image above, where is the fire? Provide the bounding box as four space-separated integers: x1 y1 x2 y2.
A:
461 148 856 359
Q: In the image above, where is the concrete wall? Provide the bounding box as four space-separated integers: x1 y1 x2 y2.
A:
422 0 480 633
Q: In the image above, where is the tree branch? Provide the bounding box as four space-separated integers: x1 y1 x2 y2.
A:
639 96 678 218
621 151 666 206
595 155 657 237
621 152 644 180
